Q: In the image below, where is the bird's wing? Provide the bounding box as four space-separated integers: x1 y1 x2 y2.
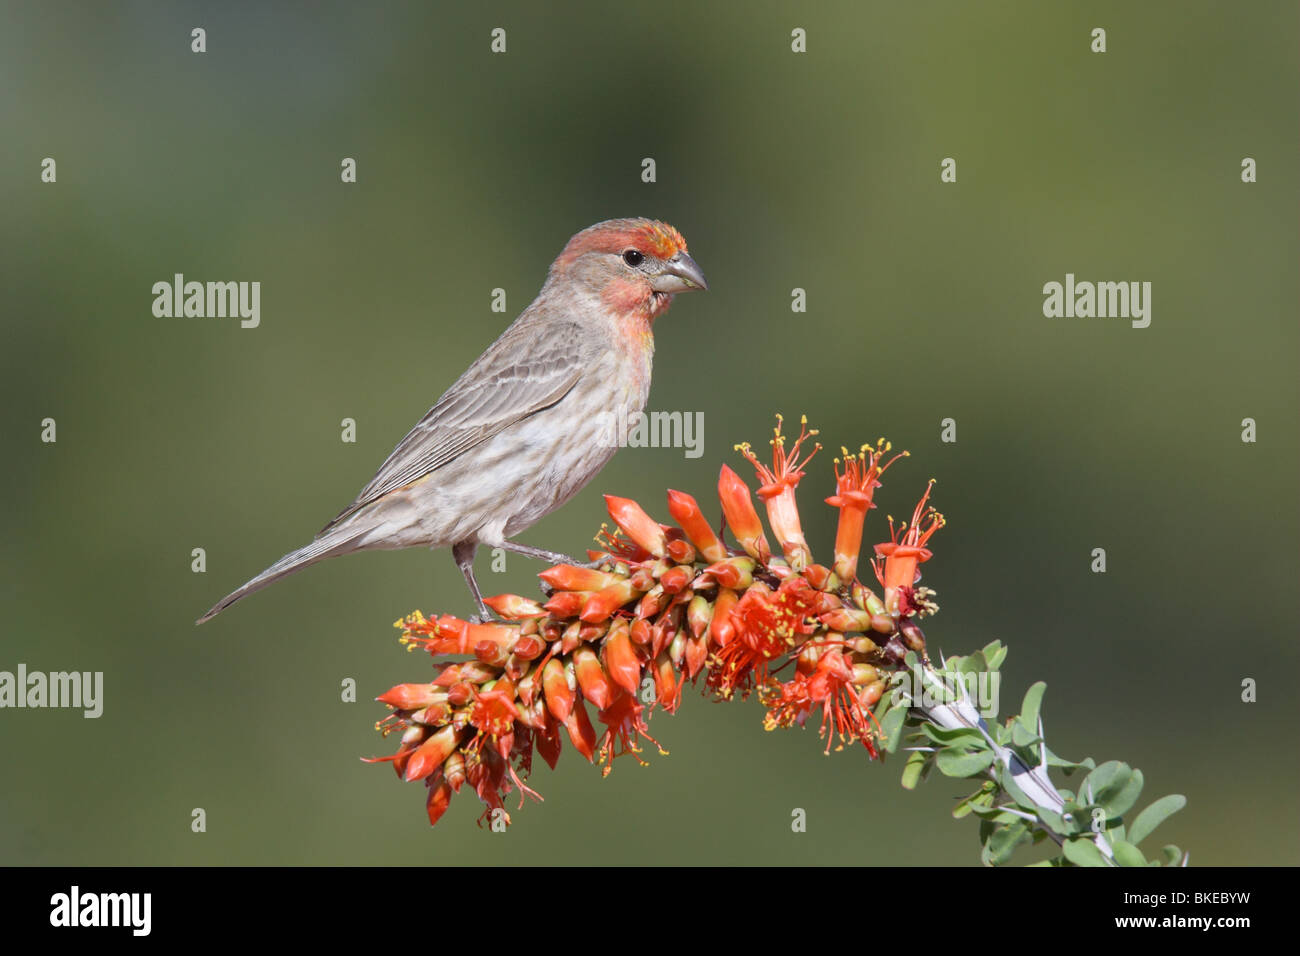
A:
320 320 584 533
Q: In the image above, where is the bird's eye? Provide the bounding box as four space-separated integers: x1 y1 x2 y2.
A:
622 249 644 267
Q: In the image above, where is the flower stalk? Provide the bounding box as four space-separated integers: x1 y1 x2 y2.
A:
366 414 1187 865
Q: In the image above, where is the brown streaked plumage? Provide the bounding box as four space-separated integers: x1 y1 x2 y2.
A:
198 218 707 624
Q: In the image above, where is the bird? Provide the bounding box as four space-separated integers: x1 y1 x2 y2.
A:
198 218 707 625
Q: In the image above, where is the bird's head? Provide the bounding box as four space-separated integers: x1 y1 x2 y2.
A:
552 218 708 319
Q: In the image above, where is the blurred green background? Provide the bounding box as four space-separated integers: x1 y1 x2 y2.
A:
2 1 1297 866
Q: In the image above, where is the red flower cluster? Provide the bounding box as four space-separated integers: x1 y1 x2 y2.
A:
371 416 943 827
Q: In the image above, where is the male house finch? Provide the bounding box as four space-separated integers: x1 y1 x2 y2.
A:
198 218 707 624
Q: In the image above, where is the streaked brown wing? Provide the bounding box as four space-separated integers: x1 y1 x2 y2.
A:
320 320 583 533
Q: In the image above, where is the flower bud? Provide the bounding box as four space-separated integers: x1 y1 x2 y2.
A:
580 579 641 622
604 495 667 557
563 698 597 762
484 593 546 619
653 652 679 710
425 775 453 827
573 645 613 710
666 489 728 562
629 618 653 646
603 620 642 695
403 725 461 782
820 607 872 632
666 537 696 565
717 465 771 562
701 555 754 590
684 634 709 680
376 682 443 711
536 716 562 770
659 564 694 594
709 587 739 646
541 658 573 721
539 564 623 592
687 593 713 638
543 590 592 618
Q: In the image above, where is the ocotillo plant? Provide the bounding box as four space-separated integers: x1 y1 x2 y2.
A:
368 415 1186 866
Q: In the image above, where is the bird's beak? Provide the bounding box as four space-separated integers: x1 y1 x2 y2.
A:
651 252 709 293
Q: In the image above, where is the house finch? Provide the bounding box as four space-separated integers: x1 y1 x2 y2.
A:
198 218 707 624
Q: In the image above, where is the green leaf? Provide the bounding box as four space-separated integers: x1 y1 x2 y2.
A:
920 723 984 746
1081 761 1143 817
952 782 996 819
900 749 929 790
1159 845 1184 866
1062 836 1110 867
1111 840 1147 867
1080 760 1122 801
998 766 1038 812
982 641 1008 671
968 805 1027 826
936 747 996 777
1127 794 1186 846
879 702 908 754
1043 745 1092 772
871 693 898 728
1010 718 1040 750
1020 681 1047 732
983 821 1031 866
1037 806 1070 836
1096 766 1144 818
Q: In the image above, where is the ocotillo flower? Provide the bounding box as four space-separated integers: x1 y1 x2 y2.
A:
825 439 907 583
369 416 942 828
873 479 945 616
736 414 821 571
717 465 771 562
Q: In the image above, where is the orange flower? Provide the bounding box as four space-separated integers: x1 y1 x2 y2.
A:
402 725 463 783
539 564 624 592
717 465 771 562
371 415 944 829
873 480 945 613
825 439 907 582
706 578 819 700
596 690 665 777
375 682 444 710
736 414 820 571
483 593 547 619
572 645 614 710
666 489 728 562
602 619 642 695
603 495 667 558
763 644 879 758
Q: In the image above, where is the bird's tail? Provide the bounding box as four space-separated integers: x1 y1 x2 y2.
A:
196 530 364 624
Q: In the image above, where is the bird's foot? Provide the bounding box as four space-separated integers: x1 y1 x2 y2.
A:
499 541 598 568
